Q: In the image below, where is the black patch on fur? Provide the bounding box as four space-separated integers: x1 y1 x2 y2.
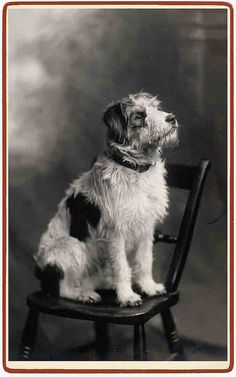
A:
130 109 147 129
66 193 101 241
103 102 128 144
35 264 64 297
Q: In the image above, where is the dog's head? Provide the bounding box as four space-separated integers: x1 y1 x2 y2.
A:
103 92 179 153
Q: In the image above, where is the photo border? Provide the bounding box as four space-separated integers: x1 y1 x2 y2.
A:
2 1 234 373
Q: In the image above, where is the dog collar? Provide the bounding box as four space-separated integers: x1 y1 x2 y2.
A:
105 150 152 173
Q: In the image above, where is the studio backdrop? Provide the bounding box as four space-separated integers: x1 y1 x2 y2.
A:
7 5 228 363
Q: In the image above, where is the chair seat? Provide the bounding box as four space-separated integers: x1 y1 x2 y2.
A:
27 290 179 325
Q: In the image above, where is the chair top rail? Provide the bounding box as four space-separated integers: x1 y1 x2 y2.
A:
166 163 200 190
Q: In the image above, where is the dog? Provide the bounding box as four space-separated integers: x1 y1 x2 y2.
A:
35 92 178 307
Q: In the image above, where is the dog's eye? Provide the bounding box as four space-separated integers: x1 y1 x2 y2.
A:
135 111 146 119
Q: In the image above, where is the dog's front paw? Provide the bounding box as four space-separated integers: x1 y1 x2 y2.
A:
77 291 102 304
118 292 142 307
139 281 166 297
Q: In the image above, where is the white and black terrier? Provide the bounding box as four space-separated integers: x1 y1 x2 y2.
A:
35 92 179 307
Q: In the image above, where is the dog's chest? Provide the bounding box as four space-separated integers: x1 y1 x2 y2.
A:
103 165 168 229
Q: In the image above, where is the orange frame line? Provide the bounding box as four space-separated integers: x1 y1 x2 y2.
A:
2 1 234 373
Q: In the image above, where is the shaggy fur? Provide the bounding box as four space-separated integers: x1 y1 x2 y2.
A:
35 92 178 307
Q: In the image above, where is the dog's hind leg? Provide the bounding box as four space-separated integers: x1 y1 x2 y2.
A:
58 242 102 303
37 236 101 303
60 274 102 303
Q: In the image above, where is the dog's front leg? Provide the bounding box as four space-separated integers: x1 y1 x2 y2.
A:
134 232 166 296
107 234 142 307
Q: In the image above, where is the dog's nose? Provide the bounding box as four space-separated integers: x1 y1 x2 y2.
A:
165 114 176 126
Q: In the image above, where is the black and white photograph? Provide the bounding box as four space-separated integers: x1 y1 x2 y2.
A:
4 1 232 372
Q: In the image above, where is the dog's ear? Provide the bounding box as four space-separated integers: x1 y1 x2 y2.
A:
103 102 128 144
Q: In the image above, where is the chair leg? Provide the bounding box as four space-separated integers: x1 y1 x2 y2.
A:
141 324 148 361
19 309 39 360
94 321 110 360
133 325 142 360
134 324 148 361
133 324 148 361
161 309 185 361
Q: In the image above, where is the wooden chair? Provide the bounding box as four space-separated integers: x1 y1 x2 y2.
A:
19 160 211 361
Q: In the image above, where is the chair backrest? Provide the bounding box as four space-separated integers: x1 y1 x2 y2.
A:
156 160 211 293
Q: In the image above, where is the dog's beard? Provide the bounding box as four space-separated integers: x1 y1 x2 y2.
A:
129 126 178 158
106 120 178 167
159 127 179 148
